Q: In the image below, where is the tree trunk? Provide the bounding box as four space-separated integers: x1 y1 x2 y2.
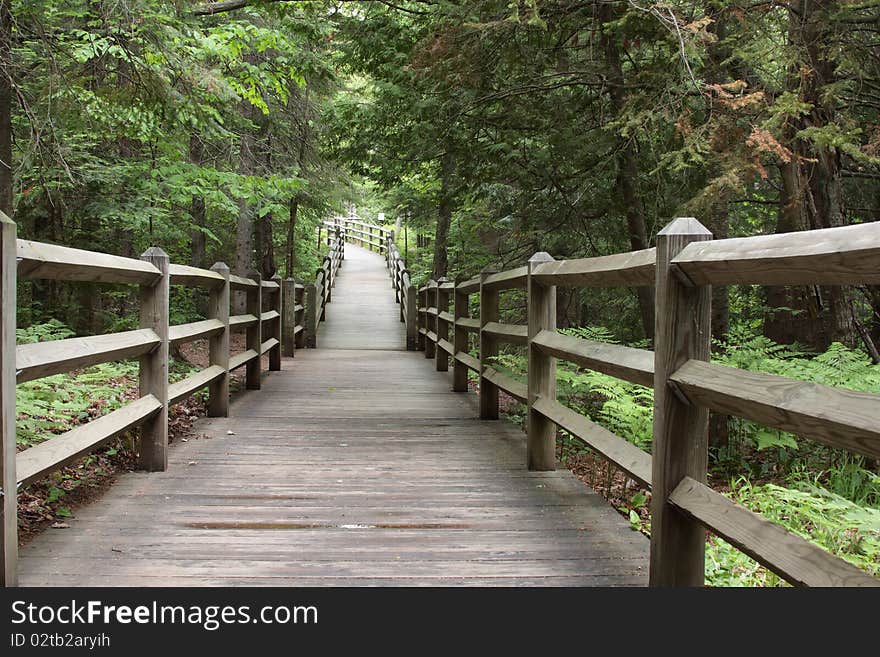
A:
432 151 453 279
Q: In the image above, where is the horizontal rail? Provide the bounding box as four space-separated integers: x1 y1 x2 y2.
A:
437 338 454 355
531 248 656 288
260 310 280 322
168 319 224 347
671 223 880 286
229 314 259 330
455 351 480 373
17 239 161 285
16 395 163 487
16 329 160 384
260 280 279 290
457 276 480 295
670 360 880 460
168 365 225 405
532 397 652 487
426 307 438 317
455 317 480 332
168 264 224 288
439 311 454 323
482 266 528 291
669 477 880 587
482 322 528 345
482 366 527 403
532 330 654 387
260 338 279 355
229 274 258 290
229 349 259 371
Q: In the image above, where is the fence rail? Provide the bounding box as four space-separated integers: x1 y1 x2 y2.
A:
0 212 347 586
395 217 880 588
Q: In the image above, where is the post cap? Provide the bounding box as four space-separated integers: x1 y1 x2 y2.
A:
658 217 712 237
210 261 230 273
141 246 169 259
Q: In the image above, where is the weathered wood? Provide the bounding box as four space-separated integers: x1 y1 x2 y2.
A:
305 283 318 348
138 247 170 472
246 271 262 389
456 276 481 295
229 349 259 371
417 288 426 351
261 338 280 355
1 212 18 585
207 262 230 418
168 366 226 406
425 281 437 360
452 285 470 392
454 317 480 332
228 314 259 330
228 274 258 290
482 266 528 291
282 278 297 357
532 397 652 488
528 252 556 471
168 263 225 288
437 338 455 355
455 351 480 373
650 217 712 587
405 284 417 351
168 319 224 347
436 277 450 372
17 239 161 285
269 275 282 371
669 477 880 587
530 248 656 288
480 268 500 420
260 310 280 322
531 330 654 387
671 222 880 286
482 322 528 345
17 395 163 487
16 329 161 383
482 367 527 403
670 360 880 461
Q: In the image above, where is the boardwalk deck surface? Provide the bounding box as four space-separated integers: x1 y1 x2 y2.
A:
18 245 648 586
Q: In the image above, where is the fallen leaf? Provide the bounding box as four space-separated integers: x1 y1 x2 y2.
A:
51 522 70 529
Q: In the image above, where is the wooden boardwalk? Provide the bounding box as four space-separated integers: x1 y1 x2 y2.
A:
18 245 648 586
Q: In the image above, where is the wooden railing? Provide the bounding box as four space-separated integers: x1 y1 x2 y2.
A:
0 212 345 585
324 217 388 253
397 217 880 588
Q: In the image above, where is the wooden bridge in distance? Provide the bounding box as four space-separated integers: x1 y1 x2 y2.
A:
4 213 880 587
16 244 649 586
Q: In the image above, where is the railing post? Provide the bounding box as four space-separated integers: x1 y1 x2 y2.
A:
138 247 170 472
305 282 318 348
406 283 417 351
417 287 426 351
246 271 262 390
1 212 18 586
452 281 469 392
399 268 407 322
282 277 297 358
425 280 437 360
269 274 282 371
436 277 450 372
208 262 230 417
295 285 306 350
650 217 712 587
479 267 499 420
527 252 556 471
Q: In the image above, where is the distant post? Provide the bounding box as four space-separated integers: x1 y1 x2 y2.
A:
479 267 499 419
527 252 556 471
436 277 450 372
208 262 230 417
269 274 282 371
138 247 170 471
246 272 262 390
282 278 297 358
1 212 18 585
452 281 469 393
425 280 437 360
305 282 318 348
405 283 417 350
650 217 712 587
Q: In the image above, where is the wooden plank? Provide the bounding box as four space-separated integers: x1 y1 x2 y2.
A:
456 276 480 295
246 272 262 389
16 328 160 383
439 311 454 323
426 307 438 316
437 338 455 355
1 212 18 585
17 395 163 487
455 317 479 332
671 222 880 286
532 330 654 387
669 477 880 587
482 322 528 345
531 248 655 288
261 279 279 290
207 262 230 418
229 274 258 290
480 268 500 419
455 351 480 373
528 252 556 471
229 314 258 330
482 366 527 403
16 239 161 285
260 310 280 322
261 338 280 355
169 263 224 288
169 366 225 405
229 349 258 371
670 360 880 461
650 217 712 587
482 266 528 291
168 319 224 347
532 397 652 488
